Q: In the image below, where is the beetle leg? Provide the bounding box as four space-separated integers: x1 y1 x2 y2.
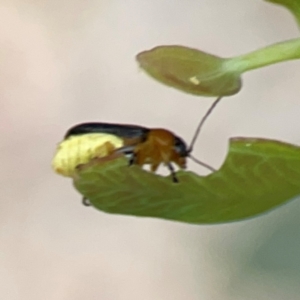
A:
150 163 159 173
128 153 137 166
167 163 179 183
114 145 136 166
115 145 135 154
82 197 91 206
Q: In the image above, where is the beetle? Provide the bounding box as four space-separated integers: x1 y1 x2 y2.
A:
52 97 222 205
64 123 190 181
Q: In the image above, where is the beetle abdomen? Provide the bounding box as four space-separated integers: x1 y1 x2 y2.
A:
52 133 123 177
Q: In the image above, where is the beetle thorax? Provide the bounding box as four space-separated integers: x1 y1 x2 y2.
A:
134 129 186 171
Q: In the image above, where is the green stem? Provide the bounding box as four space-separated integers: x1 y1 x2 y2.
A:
225 38 300 74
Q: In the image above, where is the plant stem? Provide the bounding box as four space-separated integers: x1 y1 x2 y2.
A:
225 38 300 74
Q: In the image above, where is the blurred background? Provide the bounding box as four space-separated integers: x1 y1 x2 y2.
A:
1 0 300 299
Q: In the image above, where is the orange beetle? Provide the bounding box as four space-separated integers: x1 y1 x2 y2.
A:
64 97 221 181
55 97 221 205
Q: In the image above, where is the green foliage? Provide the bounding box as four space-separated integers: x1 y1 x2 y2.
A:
74 138 300 224
137 1 300 98
58 0 300 223
266 0 300 27
136 46 242 97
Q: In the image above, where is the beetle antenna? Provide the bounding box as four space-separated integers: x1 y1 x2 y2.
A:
188 96 222 153
189 154 216 172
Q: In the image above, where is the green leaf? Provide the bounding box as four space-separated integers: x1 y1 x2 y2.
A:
136 46 242 97
266 0 300 27
73 138 300 224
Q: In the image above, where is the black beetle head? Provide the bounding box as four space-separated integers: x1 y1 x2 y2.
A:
173 136 189 157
